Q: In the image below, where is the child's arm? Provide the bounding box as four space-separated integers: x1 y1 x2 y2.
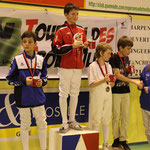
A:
52 30 83 55
6 58 26 86
88 64 110 88
52 30 73 55
89 74 110 88
40 59 48 87
113 68 141 86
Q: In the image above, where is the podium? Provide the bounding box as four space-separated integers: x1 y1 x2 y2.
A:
49 127 99 150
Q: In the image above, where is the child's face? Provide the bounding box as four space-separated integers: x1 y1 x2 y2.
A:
119 45 131 57
101 49 112 62
22 37 36 53
65 9 79 24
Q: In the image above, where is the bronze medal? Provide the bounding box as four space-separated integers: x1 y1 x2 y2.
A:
106 86 110 92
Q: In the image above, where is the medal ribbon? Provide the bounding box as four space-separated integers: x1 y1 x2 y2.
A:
117 52 126 76
67 23 75 37
23 51 36 77
67 22 81 54
97 59 108 77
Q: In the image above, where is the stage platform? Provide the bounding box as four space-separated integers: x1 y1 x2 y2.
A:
49 127 99 150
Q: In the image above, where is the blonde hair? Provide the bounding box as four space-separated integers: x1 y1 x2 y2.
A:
95 43 112 58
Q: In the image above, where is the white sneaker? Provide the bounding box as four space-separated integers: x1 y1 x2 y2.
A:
59 123 69 133
103 143 110 150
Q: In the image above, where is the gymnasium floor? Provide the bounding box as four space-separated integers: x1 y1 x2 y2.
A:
130 143 149 150
99 142 149 150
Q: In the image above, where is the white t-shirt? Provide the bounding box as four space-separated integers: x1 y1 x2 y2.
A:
88 60 113 85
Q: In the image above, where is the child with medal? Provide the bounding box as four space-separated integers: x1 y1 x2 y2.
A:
88 43 115 150
52 3 88 133
109 36 141 150
6 31 48 150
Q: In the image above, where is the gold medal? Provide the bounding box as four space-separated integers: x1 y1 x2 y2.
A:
106 86 110 92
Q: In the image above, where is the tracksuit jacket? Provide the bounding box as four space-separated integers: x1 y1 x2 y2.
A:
52 21 87 69
140 64 150 111
6 51 47 108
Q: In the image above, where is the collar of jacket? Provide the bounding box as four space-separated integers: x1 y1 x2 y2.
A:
23 50 36 59
65 21 77 28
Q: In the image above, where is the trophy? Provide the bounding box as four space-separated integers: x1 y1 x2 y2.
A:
73 33 83 54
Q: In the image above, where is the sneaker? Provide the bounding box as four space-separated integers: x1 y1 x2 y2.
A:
112 138 120 148
59 123 69 133
103 143 110 150
69 121 82 130
119 141 131 150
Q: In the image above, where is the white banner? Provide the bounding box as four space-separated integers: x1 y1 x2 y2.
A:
0 8 131 79
86 0 150 14
130 18 150 77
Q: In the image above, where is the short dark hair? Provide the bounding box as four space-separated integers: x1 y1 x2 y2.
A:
117 36 133 51
95 43 112 58
21 31 37 42
64 3 79 14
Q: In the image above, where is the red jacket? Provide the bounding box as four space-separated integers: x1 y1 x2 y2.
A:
52 21 87 69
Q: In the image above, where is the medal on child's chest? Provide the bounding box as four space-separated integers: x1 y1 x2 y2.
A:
106 86 110 92
97 60 110 92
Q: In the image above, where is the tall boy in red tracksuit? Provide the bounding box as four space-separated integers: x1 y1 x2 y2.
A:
52 3 88 133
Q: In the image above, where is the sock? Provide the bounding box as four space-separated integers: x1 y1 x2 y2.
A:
103 125 109 145
59 96 68 124
20 129 29 150
69 96 78 122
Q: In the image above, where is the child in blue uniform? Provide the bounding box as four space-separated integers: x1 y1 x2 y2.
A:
138 64 150 144
6 31 48 150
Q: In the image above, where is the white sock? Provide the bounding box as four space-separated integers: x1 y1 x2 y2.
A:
59 96 68 124
102 125 109 145
69 96 78 122
20 129 29 150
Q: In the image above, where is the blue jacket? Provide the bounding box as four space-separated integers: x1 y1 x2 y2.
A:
6 51 47 108
140 64 150 111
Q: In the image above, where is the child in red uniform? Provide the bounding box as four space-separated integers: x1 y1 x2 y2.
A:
52 3 88 133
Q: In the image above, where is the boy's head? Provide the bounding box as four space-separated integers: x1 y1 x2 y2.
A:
64 3 79 24
117 36 133 56
21 31 37 53
95 43 112 61
21 31 37 42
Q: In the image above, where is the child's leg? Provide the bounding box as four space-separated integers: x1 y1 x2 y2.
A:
69 69 82 122
112 94 121 140
57 68 73 125
19 108 31 150
102 92 112 146
102 125 110 145
89 85 104 131
120 93 130 141
32 105 47 150
142 109 150 144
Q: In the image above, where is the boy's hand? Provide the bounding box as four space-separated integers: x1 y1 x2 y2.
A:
83 41 89 48
137 81 143 90
36 79 42 87
72 41 83 48
104 74 110 82
144 87 149 94
26 76 33 85
133 80 141 86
